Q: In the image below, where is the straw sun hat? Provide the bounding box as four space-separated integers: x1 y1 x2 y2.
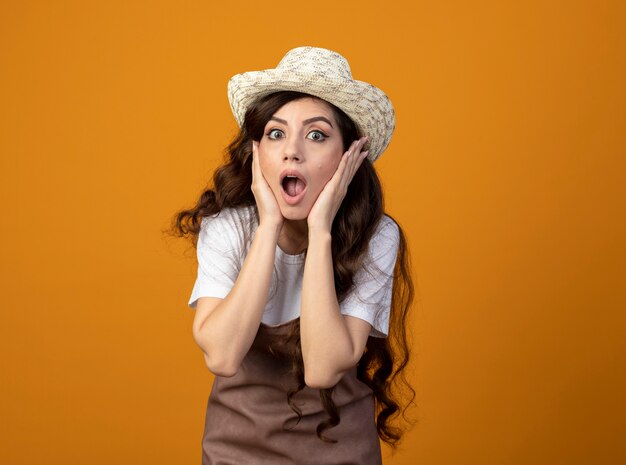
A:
227 46 395 162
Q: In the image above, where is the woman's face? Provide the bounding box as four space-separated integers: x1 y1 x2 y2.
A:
258 97 346 221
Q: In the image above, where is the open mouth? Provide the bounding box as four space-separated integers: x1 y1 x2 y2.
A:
281 174 307 198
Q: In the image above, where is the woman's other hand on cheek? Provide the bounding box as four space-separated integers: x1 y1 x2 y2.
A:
307 137 369 235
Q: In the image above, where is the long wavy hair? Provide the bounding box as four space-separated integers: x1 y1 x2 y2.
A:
169 91 415 447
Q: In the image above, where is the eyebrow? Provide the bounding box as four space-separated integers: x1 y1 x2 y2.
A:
269 116 334 128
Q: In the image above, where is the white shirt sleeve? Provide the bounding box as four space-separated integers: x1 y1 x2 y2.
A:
187 210 244 309
339 216 400 338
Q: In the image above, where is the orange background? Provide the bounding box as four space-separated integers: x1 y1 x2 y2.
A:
1 1 625 464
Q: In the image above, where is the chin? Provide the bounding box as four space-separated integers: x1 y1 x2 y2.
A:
279 204 311 222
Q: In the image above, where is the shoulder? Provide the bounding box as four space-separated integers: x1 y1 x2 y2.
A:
200 206 257 235
369 214 400 251
198 206 258 251
377 214 399 237
358 214 400 276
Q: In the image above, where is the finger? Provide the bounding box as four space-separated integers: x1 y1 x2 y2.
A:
332 151 350 186
343 138 364 171
341 137 369 189
331 136 367 192
348 136 367 166
252 140 259 162
335 143 359 191
253 141 261 171
347 141 365 172
341 147 368 192
345 138 361 158
355 136 367 151
251 142 257 180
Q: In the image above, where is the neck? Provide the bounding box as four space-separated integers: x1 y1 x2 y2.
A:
278 218 308 255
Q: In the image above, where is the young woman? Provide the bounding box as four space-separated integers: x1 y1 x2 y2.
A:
171 46 414 465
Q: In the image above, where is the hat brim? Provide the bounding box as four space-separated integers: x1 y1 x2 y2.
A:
228 69 395 162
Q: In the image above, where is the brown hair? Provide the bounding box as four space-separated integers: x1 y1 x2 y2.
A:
169 91 415 446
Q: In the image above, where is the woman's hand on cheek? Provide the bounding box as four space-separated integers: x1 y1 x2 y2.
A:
307 137 369 234
251 141 283 231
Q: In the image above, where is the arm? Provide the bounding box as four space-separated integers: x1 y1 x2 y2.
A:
192 142 283 377
300 231 373 389
192 223 280 377
300 137 372 389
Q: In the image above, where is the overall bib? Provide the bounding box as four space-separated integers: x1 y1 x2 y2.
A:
201 320 383 465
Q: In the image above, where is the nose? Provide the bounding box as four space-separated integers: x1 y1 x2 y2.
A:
283 136 303 162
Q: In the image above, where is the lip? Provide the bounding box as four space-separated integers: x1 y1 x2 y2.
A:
279 169 308 205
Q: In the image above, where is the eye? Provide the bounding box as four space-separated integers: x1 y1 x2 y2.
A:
307 130 328 142
266 129 284 140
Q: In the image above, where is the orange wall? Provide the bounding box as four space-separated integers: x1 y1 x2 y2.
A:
1 1 624 464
